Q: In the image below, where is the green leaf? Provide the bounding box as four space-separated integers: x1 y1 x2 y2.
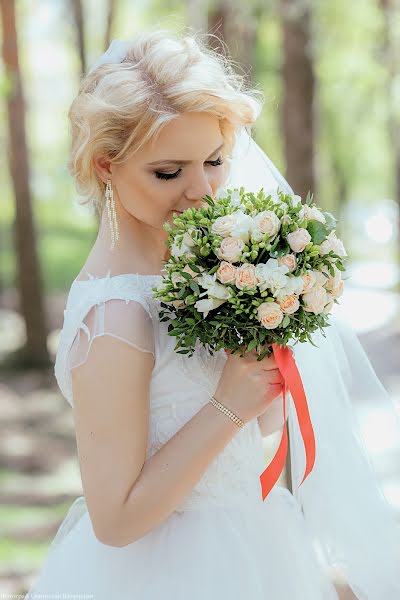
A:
177 286 186 298
246 338 258 352
307 220 329 245
282 315 290 328
181 271 193 280
169 328 182 336
270 243 290 258
190 280 200 294
323 212 337 232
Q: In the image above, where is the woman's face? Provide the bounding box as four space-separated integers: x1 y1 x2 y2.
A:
103 112 227 230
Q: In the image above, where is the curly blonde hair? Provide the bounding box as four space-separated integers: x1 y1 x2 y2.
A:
67 27 264 217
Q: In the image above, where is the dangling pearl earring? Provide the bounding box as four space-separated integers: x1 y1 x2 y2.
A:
105 179 119 251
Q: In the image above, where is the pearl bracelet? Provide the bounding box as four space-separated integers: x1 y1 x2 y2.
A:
209 395 245 428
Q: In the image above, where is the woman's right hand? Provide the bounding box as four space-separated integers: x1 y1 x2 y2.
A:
213 347 285 424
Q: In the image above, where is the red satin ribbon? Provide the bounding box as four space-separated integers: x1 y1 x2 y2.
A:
259 343 316 501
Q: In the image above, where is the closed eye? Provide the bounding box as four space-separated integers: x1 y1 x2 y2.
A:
154 157 224 180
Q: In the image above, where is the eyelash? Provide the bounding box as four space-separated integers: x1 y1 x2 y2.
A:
154 157 224 180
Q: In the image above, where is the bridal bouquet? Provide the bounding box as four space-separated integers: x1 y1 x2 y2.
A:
152 187 348 360
152 187 348 500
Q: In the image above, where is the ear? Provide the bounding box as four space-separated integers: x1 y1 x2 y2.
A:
93 154 113 184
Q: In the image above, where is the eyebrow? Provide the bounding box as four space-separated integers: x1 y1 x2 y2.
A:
147 142 224 166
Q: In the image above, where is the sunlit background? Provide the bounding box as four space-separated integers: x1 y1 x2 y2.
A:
1 0 400 598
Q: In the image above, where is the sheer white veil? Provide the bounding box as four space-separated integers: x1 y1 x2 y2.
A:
90 42 400 598
221 127 400 598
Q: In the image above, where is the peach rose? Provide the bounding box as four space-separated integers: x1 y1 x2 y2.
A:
235 264 259 290
302 286 328 314
323 293 335 314
278 254 296 273
327 278 344 298
287 228 312 253
216 236 245 263
301 270 317 293
257 302 284 329
216 261 237 284
324 266 344 298
278 294 300 314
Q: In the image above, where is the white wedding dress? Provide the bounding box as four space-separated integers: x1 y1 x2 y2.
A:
24 268 344 600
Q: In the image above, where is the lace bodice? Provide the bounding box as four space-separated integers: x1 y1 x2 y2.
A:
54 271 277 510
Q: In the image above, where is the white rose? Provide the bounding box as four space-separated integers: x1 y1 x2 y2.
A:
278 275 304 298
194 298 227 318
269 270 291 297
230 211 253 243
319 231 347 257
255 259 289 293
287 228 312 253
302 286 328 314
216 237 245 263
278 254 296 272
257 302 284 329
211 214 236 237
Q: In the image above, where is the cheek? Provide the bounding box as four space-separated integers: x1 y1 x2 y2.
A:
210 166 226 191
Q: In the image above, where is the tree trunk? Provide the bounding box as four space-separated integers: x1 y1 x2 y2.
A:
104 0 116 51
280 0 315 200
71 0 86 76
0 0 50 367
379 0 400 267
186 0 208 33
208 0 257 87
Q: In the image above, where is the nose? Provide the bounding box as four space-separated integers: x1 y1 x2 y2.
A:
184 167 213 204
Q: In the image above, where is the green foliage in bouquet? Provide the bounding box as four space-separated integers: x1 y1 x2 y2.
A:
152 188 348 361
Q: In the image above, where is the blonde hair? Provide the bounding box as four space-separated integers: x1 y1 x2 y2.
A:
67 28 264 217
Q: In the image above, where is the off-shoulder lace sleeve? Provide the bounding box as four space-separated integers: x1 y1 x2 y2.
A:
68 298 155 371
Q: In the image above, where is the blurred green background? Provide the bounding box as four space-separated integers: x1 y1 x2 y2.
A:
1 0 400 597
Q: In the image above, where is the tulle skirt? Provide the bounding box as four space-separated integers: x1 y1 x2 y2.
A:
25 485 339 600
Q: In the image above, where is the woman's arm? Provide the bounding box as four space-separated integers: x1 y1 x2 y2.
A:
71 334 240 548
257 392 288 437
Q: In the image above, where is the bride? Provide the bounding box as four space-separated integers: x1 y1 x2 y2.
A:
25 28 400 599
